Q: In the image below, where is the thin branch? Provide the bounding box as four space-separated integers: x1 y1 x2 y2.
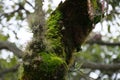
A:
86 40 120 46
0 41 23 58
0 3 30 18
0 4 22 18
25 0 35 9
0 64 19 77
81 61 120 71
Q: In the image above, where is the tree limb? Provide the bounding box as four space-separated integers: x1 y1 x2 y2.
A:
0 41 23 58
81 61 120 71
25 0 35 9
0 64 19 77
86 40 120 46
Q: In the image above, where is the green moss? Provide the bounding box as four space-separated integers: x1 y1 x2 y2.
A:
39 52 66 73
46 10 62 43
46 10 65 56
22 52 68 80
47 10 62 37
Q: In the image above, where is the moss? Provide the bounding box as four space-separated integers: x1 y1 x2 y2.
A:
39 52 67 73
46 10 62 37
46 10 65 57
22 52 68 80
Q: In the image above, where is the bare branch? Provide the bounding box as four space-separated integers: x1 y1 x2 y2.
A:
0 3 30 18
86 40 120 46
0 64 19 77
0 5 22 17
81 61 120 71
0 41 23 58
25 0 35 9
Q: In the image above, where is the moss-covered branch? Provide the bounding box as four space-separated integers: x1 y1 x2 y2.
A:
19 0 103 80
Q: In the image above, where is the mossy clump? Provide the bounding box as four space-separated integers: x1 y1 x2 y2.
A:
39 53 67 73
22 52 68 80
46 10 65 56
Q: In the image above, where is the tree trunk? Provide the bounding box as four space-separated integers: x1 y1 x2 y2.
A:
20 0 96 80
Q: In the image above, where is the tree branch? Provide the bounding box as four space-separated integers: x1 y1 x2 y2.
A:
0 5 22 17
0 3 30 18
25 0 35 9
0 64 19 77
86 40 120 46
0 41 23 58
81 61 120 71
